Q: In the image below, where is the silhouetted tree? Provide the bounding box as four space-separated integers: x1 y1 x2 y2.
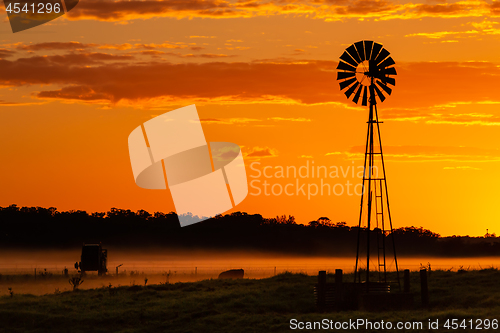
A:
0 205 498 257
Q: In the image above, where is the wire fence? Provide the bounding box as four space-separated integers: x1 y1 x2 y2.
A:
0 260 498 277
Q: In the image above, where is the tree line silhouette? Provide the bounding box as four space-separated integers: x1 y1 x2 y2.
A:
0 205 499 257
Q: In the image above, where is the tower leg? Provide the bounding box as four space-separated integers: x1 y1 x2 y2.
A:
374 104 401 290
355 83 400 291
354 99 373 284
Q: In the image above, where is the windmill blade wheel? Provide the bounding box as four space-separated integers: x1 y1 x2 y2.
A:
336 40 396 106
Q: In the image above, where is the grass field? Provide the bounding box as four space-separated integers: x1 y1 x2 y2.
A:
0 269 499 332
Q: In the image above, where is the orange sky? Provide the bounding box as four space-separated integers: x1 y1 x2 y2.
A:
1 0 500 236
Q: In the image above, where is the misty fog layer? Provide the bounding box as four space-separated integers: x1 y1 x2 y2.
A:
2 250 500 295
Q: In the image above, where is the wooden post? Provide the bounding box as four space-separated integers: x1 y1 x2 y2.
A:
317 271 327 311
420 269 429 307
335 269 343 310
404 269 410 292
116 264 123 276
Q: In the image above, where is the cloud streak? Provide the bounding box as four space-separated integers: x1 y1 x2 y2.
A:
244 146 279 159
0 57 338 104
328 145 500 162
1 55 500 111
383 107 500 126
17 42 98 51
199 118 261 124
268 117 312 122
61 0 500 22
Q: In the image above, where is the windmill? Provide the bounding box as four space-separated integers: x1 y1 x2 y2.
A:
336 40 400 291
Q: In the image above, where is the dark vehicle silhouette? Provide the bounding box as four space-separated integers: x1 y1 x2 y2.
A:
74 243 107 276
218 269 244 279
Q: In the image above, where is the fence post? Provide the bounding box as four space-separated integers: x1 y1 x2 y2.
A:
335 269 343 310
317 271 327 311
404 269 410 293
420 269 429 307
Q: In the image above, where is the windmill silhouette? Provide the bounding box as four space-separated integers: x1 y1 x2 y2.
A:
336 40 400 291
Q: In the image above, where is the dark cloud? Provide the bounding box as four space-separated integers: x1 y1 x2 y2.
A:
0 56 338 103
395 62 500 107
0 48 16 58
139 50 167 56
245 147 279 158
53 0 489 21
136 51 235 58
66 0 234 20
1 54 499 108
199 118 222 122
38 85 111 101
490 0 500 15
17 42 97 51
415 3 468 14
11 53 134 67
183 53 236 58
335 0 395 15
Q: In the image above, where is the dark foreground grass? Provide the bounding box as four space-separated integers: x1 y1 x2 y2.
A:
1 269 500 332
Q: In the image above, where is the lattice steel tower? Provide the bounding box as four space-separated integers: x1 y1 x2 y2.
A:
336 40 400 290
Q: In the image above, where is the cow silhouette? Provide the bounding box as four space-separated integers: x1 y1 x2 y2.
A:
218 269 244 279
